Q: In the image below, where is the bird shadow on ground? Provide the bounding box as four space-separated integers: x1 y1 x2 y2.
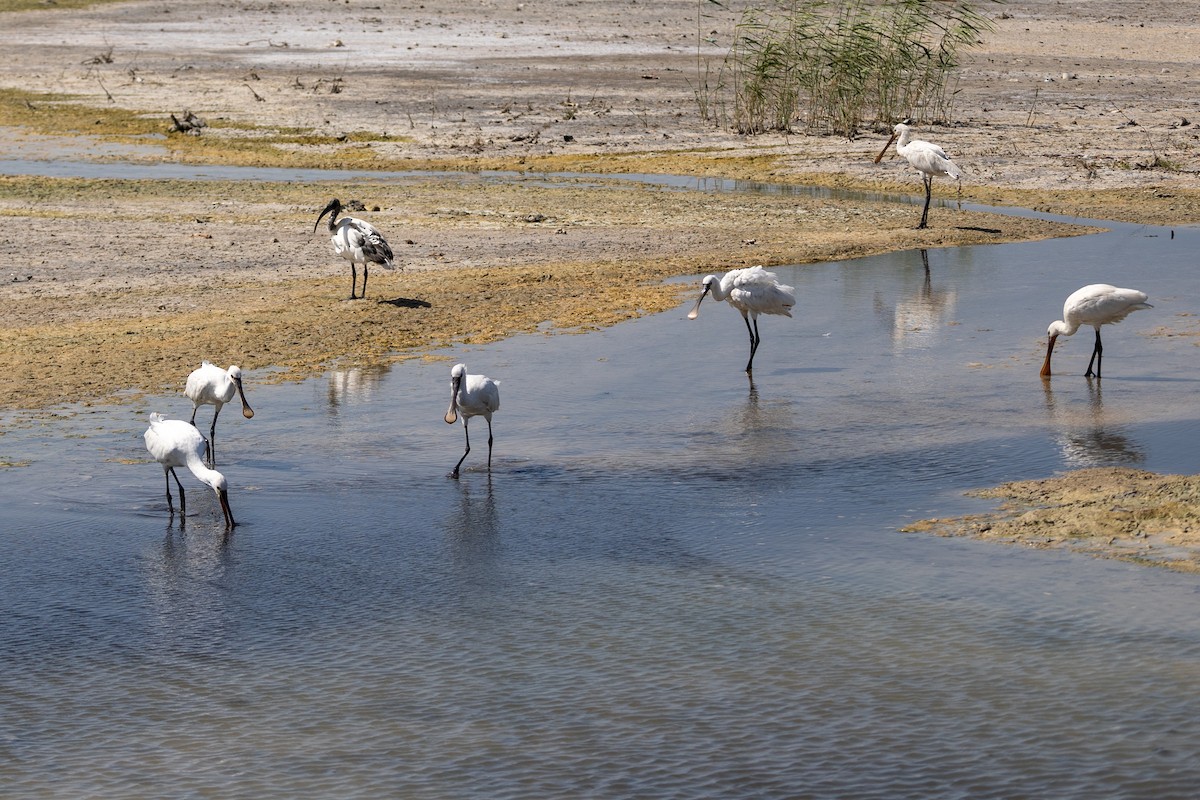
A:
954 225 1003 234
378 297 433 309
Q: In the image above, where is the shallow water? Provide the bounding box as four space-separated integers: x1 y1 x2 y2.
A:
4 203 1200 797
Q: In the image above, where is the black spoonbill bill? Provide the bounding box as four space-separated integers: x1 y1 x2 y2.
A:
185 361 254 464
1041 284 1152 379
144 412 236 528
687 265 796 374
314 197 396 300
875 122 962 229
443 363 500 479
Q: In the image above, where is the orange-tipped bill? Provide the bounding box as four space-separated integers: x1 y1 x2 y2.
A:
1040 333 1058 378
874 132 898 164
687 285 712 320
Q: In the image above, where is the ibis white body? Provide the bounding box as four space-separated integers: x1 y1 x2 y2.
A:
314 198 396 300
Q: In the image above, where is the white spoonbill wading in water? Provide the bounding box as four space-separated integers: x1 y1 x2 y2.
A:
314 197 396 300
144 413 236 528
1041 284 1152 379
443 363 500 479
875 122 962 230
687 265 796 373
185 361 254 465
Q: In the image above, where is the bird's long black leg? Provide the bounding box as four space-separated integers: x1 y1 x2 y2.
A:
919 176 932 229
742 313 757 373
189 407 198 426
453 420 471 478
208 405 221 466
169 467 187 513
349 264 359 300
486 418 494 471
362 264 369 299
164 470 175 512
1085 328 1103 378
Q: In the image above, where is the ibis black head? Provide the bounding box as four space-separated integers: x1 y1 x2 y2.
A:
314 198 343 232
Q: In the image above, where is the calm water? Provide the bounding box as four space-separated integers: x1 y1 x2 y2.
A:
3 196 1200 797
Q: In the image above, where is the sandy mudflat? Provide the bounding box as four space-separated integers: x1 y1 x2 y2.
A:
1 0 1199 565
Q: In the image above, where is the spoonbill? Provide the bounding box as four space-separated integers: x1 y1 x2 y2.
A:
874 122 962 229
1041 284 1152 379
687 265 796 373
314 197 396 300
443 363 500 479
185 361 254 464
144 412 236 528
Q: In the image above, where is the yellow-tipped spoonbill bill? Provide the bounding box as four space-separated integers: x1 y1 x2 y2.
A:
144 412 235 528
443 363 500 479
687 265 796 373
875 122 962 229
185 361 253 464
314 198 396 300
1041 284 1152 379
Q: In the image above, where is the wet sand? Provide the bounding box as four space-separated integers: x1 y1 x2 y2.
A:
2 0 1200 565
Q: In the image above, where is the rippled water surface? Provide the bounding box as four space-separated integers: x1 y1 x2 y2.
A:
4 202 1200 797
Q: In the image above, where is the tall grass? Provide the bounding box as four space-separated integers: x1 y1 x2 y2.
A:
716 0 996 137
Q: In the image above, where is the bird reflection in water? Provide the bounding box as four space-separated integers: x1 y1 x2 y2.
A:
141 523 236 648
724 382 799 474
1042 379 1145 468
326 364 392 411
445 479 501 590
874 249 957 351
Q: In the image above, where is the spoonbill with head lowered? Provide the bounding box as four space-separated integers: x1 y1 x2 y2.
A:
874 122 962 229
443 363 500 479
144 412 236 528
185 361 254 465
1041 283 1152 379
687 265 796 373
314 197 396 300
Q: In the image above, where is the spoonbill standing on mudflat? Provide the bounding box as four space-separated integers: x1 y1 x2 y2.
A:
185 361 254 465
314 197 396 300
687 265 796 374
1041 283 1152 379
144 412 236 528
875 122 962 229
443 363 500 479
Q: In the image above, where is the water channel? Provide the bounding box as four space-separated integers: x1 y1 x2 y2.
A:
3 161 1200 798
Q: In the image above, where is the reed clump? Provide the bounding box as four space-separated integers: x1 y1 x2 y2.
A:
716 0 996 137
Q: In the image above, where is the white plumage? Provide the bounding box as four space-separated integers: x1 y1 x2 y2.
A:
1041 284 1152 378
314 198 396 300
875 122 962 229
687 265 796 373
184 361 254 464
144 412 235 528
443 363 500 478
